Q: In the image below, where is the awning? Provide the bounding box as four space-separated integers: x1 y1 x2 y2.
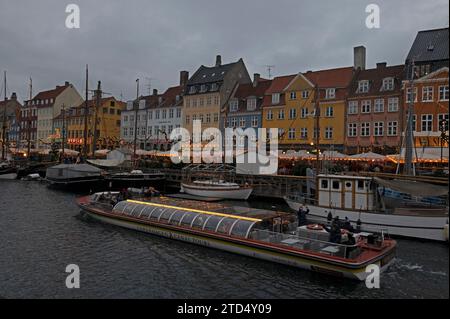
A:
374 177 449 197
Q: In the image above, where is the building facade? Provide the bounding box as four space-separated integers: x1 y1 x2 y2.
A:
346 63 405 154
0 93 22 153
183 55 251 140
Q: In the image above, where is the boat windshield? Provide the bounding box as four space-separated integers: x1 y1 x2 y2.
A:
112 200 261 239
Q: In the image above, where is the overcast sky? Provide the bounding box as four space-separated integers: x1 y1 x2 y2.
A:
0 0 448 103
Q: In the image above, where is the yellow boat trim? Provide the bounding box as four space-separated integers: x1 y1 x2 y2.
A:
126 199 263 223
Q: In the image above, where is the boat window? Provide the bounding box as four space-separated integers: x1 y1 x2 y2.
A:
113 201 127 213
230 220 255 238
159 209 174 222
123 203 135 215
151 207 166 220
321 179 328 189
168 211 186 225
138 206 152 218
332 180 340 190
203 215 223 231
216 218 236 235
357 180 365 190
179 212 197 226
191 214 208 229
345 181 352 189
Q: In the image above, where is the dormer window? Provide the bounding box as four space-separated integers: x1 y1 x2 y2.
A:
175 95 180 102
272 93 280 104
189 86 196 94
358 80 369 93
382 78 394 91
247 98 256 111
229 100 239 112
325 88 335 99
211 83 218 91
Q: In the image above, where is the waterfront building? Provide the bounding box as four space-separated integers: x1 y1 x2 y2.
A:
0 93 22 151
224 73 272 147
121 71 187 151
183 55 251 141
25 82 83 149
346 63 405 154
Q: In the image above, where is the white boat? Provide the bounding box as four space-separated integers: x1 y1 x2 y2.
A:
180 180 253 200
284 174 449 242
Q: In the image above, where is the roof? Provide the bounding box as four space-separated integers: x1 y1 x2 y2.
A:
303 66 354 88
348 64 405 98
74 97 125 109
187 60 241 86
229 79 272 113
140 85 183 110
406 28 449 63
28 83 71 108
261 74 296 107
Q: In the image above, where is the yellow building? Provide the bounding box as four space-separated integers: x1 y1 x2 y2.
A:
262 68 354 151
55 97 124 153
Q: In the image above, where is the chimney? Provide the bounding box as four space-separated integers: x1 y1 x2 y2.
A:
253 73 260 87
11 93 17 101
153 89 158 96
180 71 189 87
215 55 222 67
353 46 366 70
376 62 387 69
65 81 70 86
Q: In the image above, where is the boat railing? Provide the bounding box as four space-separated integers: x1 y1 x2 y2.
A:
249 229 361 259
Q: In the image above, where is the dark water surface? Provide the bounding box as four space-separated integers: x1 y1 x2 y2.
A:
0 180 448 299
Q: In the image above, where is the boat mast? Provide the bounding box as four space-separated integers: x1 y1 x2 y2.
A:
1 71 7 161
403 60 416 176
133 79 139 165
92 81 102 156
61 104 66 158
83 64 89 160
314 83 320 203
27 77 32 157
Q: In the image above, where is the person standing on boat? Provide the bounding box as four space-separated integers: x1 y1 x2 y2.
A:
297 204 309 226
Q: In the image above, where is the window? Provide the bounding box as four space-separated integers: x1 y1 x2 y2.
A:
185 115 190 124
361 122 370 136
388 97 399 112
230 100 238 112
169 109 174 118
290 92 297 100
124 115 128 122
332 180 340 190
361 100 371 113
154 126 159 135
321 179 329 189
206 113 211 123
123 128 128 137
211 83 218 91
348 123 357 137
266 110 273 120
325 106 333 117
278 110 285 120
192 99 197 107
213 96 219 105
230 117 237 127
200 85 207 93
325 88 335 99
358 80 369 93
412 115 417 131
103 107 108 113
300 128 308 139
301 108 308 118
406 87 417 103
155 110 160 119
214 113 219 122
288 128 296 140
199 114 204 123
176 108 181 118
148 111 153 120
272 93 280 104
438 114 449 131
374 122 384 136
247 98 256 111
439 85 449 101
421 114 433 132
382 78 394 91
289 108 297 119
387 121 398 136
302 90 309 99
325 127 333 139
251 116 258 127
422 86 434 102
206 96 212 105
348 101 358 114
239 118 246 127
199 98 204 106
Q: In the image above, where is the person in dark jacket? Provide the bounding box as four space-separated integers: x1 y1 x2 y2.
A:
342 217 355 233
297 205 309 226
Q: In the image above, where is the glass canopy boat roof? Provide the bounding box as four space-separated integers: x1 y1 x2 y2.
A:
112 199 264 239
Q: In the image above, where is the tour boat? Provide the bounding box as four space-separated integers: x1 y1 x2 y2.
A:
76 193 397 281
180 180 253 200
284 174 449 242
106 170 165 190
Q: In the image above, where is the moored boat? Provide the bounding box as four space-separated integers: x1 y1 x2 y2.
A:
76 193 397 281
45 163 105 191
181 180 253 200
285 174 449 242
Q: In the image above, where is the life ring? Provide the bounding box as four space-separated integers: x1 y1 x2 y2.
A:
307 224 324 231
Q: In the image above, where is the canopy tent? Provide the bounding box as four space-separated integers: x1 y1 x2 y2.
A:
388 147 449 163
350 152 387 161
374 177 448 197
320 150 346 160
94 149 111 156
59 149 79 156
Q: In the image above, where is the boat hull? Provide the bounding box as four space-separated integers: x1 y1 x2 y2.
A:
181 184 253 200
81 206 395 281
0 173 18 180
284 197 448 242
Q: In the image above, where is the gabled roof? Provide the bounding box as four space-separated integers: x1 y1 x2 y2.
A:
30 83 71 107
348 64 405 98
229 79 272 113
265 74 296 94
406 28 449 63
74 97 124 109
188 60 241 85
303 66 354 88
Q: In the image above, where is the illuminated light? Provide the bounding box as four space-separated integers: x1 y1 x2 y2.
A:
126 200 262 222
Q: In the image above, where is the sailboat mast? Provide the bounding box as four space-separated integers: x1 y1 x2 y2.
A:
27 77 32 157
404 61 416 176
83 64 89 159
2 71 7 160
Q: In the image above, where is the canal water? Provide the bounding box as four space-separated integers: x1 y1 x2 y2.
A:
0 180 448 299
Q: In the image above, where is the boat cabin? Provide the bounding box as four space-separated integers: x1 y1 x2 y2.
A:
317 175 375 211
